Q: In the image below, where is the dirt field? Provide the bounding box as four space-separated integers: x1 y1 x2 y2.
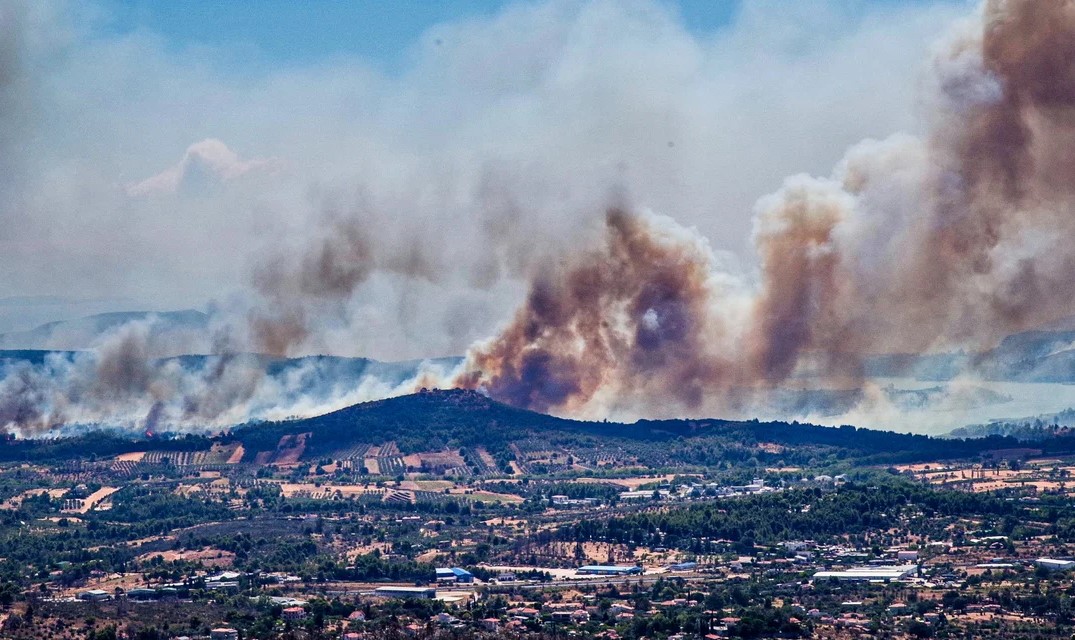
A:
896 458 1075 495
135 547 235 568
448 489 523 503
400 480 454 491
1 488 68 510
272 433 309 465
276 482 378 499
343 541 392 561
226 444 245 464
64 486 119 514
58 572 146 598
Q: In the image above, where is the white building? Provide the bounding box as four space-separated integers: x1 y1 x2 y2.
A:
813 564 917 582
1036 558 1075 572
374 586 437 599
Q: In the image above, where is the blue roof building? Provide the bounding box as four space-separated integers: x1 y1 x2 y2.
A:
435 567 475 583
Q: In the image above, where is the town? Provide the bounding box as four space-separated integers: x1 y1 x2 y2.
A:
0 390 1073 639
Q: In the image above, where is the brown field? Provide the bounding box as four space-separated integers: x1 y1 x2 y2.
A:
277 482 378 499
272 433 309 465
226 443 245 464
59 572 147 598
416 550 448 563
448 489 523 503
476 447 497 468
419 450 465 468
64 486 119 514
115 451 146 462
1 488 68 510
343 541 392 561
896 457 1075 495
135 547 235 568
368 442 400 457
400 480 454 491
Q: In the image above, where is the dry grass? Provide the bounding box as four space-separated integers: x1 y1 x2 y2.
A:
577 474 678 489
1 488 68 510
135 547 235 567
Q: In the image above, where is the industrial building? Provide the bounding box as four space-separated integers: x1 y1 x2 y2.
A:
813 564 917 582
576 565 643 576
1036 558 1075 572
436 567 475 583
78 589 111 602
127 588 158 600
373 586 437 599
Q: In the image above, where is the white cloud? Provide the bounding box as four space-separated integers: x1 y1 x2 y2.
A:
126 138 280 197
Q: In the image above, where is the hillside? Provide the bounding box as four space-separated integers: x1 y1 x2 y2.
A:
4 387 1075 467
232 388 1072 467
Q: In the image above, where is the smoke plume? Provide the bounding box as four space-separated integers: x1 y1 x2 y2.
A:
7 0 1075 434
460 0 1075 419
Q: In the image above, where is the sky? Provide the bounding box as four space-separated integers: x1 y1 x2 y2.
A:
0 0 970 358
93 1 743 71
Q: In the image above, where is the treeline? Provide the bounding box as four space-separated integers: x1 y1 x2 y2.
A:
235 388 1075 467
559 478 1021 551
6 387 1075 469
0 431 213 463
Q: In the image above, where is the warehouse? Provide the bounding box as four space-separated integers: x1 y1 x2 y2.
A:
373 586 437 599
1036 558 1075 572
813 564 917 582
436 567 475 583
576 565 643 576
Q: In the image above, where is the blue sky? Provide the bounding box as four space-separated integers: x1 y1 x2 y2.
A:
94 1 743 70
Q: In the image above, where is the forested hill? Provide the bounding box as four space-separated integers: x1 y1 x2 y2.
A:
232 388 1075 464
4 387 1075 464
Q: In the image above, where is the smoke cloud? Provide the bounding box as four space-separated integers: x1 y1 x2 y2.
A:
11 0 1075 434
460 0 1075 421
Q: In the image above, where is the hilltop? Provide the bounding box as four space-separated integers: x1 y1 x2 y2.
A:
232 388 1071 468
4 387 1075 469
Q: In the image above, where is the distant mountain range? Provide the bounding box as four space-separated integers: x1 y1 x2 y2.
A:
865 326 1075 383
9 309 1075 384
0 309 211 355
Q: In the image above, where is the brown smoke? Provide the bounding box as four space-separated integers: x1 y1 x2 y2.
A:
248 212 441 357
457 209 745 414
460 0 1075 418
247 217 375 356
